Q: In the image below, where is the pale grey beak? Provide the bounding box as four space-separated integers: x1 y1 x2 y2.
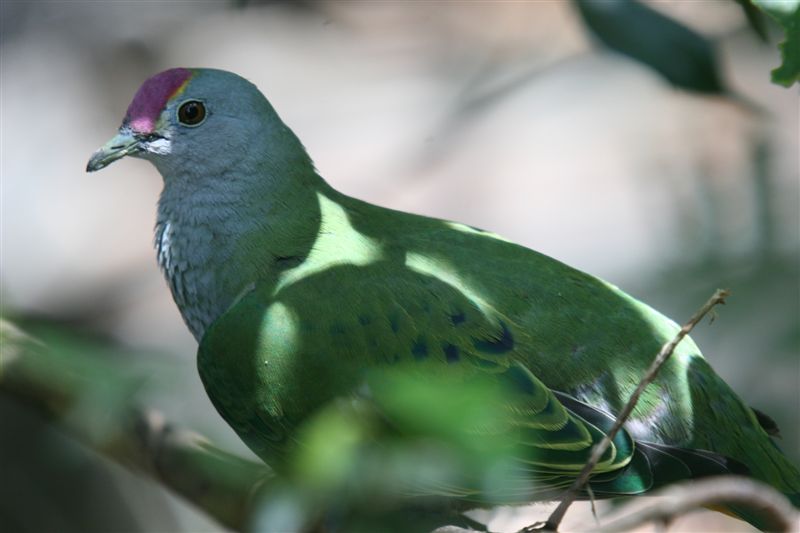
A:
86 129 143 172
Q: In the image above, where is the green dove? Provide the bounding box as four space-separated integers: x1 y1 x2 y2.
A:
87 68 800 530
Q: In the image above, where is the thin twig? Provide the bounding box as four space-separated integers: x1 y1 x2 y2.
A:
586 484 599 526
534 289 731 532
590 476 799 533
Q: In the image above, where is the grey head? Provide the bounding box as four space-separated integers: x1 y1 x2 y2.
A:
87 67 310 182
86 68 321 340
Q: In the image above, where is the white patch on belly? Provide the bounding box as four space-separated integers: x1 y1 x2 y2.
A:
157 221 173 271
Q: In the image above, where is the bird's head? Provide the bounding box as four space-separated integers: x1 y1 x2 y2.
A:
87 68 300 178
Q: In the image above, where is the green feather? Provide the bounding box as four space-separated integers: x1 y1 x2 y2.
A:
198 186 800 515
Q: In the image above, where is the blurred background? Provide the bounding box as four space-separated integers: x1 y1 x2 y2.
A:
1 1 797 532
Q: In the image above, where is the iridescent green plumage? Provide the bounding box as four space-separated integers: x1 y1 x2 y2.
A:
88 68 800 529
197 187 799 512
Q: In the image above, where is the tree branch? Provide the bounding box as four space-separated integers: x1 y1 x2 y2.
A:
0 320 272 531
534 288 731 532
591 476 799 533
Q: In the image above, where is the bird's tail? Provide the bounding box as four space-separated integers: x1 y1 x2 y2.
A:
724 425 800 530
721 429 800 530
686 357 800 528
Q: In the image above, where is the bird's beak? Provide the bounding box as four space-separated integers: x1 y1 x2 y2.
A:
86 129 143 172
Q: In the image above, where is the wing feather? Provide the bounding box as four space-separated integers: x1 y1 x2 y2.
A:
199 262 742 500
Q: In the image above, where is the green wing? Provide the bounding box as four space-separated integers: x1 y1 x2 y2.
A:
198 261 741 500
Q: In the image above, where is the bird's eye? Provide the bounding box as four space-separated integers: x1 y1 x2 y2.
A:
177 100 206 126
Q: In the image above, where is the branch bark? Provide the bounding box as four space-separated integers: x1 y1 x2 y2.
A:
534 289 731 532
590 476 799 533
0 320 272 531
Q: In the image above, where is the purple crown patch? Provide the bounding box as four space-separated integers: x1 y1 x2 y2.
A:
125 68 193 133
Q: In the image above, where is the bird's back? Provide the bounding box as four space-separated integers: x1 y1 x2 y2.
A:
334 191 800 499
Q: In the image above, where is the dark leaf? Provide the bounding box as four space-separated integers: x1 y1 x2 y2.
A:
734 0 770 42
573 0 726 93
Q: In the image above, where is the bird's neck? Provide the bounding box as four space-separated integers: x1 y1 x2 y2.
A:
155 160 328 341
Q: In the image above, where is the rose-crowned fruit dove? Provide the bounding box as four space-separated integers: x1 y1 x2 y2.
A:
87 68 800 529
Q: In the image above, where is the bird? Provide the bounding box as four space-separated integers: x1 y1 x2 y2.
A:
88 68 799 530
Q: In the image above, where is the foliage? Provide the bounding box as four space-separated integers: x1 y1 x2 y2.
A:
573 0 726 94
752 0 800 86
0 319 271 532
573 0 798 90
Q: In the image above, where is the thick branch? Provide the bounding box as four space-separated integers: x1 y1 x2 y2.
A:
591 476 799 533
537 289 731 531
0 320 272 531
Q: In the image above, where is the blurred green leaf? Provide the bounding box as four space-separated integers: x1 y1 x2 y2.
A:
734 0 771 41
257 370 532 532
573 0 726 93
1 319 185 441
292 399 373 492
250 486 310 533
752 0 800 86
1 319 272 531
290 371 522 500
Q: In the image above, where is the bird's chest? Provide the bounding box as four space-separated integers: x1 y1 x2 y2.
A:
155 218 238 339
